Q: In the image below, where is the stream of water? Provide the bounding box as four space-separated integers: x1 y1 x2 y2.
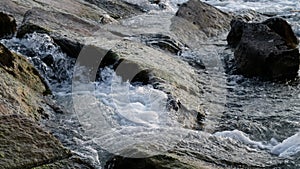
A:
2 0 300 168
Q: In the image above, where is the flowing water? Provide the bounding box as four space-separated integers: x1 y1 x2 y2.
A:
2 0 300 168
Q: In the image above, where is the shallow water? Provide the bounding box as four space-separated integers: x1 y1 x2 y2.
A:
2 0 300 168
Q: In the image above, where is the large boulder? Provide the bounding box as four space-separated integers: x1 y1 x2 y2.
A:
0 43 50 119
0 0 116 24
0 12 17 39
227 18 300 79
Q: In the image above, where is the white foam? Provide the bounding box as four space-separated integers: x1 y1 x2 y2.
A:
271 132 300 157
91 67 171 127
214 129 268 149
214 130 300 158
72 66 186 156
204 0 299 14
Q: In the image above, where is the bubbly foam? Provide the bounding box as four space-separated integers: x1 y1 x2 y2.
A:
214 130 300 158
72 66 185 157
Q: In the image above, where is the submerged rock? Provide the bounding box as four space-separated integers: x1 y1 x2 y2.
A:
227 18 300 79
0 114 71 169
0 12 17 39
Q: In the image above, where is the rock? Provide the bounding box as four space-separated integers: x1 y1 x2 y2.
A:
149 0 160 4
0 0 116 25
104 0 232 49
33 157 94 169
0 43 49 119
52 36 84 59
105 155 198 169
17 7 99 58
84 0 144 19
105 132 287 169
0 12 17 39
0 114 71 169
132 33 186 54
227 18 300 79
170 0 232 48
234 9 267 23
8 0 116 57
175 0 231 36
262 17 299 48
76 40 205 129
112 40 205 125
0 43 49 94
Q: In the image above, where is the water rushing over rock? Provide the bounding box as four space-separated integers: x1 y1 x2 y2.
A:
1 0 300 168
1 33 75 93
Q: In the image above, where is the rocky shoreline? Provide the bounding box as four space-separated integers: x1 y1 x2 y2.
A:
0 0 298 168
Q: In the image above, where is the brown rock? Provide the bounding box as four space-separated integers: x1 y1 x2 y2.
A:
0 114 71 169
0 43 49 94
0 43 49 119
174 0 232 37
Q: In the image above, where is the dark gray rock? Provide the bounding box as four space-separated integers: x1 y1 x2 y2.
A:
227 18 300 79
262 17 299 48
105 155 197 169
0 12 17 39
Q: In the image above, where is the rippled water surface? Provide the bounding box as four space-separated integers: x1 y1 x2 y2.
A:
2 0 300 168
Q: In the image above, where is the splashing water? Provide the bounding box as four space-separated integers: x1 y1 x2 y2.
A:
1 0 300 168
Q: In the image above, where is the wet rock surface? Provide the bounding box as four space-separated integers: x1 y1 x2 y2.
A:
0 0 299 168
16 7 100 58
33 157 95 169
83 0 144 19
0 114 71 169
110 40 205 128
0 43 49 94
227 18 300 79
175 0 231 36
0 43 48 120
170 0 232 48
105 132 287 169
